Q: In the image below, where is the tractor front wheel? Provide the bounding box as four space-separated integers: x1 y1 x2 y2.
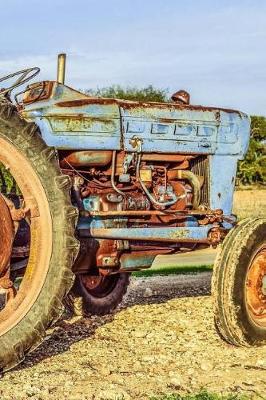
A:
212 218 266 346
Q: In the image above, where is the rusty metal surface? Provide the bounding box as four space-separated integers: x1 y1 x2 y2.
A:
119 252 156 271
80 209 221 217
142 153 193 163
21 80 250 221
17 75 250 277
0 194 14 278
86 225 211 243
171 90 190 105
21 81 250 158
23 81 54 104
61 150 112 167
246 246 266 326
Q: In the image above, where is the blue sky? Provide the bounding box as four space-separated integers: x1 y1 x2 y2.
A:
0 0 265 115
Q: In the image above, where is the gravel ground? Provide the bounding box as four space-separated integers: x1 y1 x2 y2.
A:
1 273 266 400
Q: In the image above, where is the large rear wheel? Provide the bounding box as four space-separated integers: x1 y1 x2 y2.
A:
212 218 266 346
0 100 79 371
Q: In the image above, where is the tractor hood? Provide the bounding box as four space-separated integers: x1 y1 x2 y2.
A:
21 81 250 158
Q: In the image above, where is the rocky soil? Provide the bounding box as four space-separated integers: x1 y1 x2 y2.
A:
1 273 266 400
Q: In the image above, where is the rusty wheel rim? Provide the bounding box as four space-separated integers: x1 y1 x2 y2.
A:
0 194 13 275
0 138 52 336
81 273 119 298
81 275 104 290
245 245 266 327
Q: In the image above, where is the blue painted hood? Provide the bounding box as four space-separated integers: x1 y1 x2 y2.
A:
21 81 250 159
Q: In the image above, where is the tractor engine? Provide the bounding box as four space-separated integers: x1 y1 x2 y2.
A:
59 150 207 274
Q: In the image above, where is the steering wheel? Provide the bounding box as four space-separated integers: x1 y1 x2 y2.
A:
0 67 40 96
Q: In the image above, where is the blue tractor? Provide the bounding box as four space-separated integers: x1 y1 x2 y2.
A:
0 54 265 371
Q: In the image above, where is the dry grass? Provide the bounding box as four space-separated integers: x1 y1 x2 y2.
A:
233 189 266 219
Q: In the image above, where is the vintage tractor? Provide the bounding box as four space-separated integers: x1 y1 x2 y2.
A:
0 54 265 371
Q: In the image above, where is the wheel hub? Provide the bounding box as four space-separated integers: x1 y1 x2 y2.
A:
246 247 266 323
80 272 120 298
82 275 103 290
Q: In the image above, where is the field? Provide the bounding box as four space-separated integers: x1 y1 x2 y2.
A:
1 273 266 400
1 189 265 400
233 189 266 219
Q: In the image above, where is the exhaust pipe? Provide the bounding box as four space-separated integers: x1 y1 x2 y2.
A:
57 53 66 84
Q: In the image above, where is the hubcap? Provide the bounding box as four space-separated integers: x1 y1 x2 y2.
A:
246 246 266 326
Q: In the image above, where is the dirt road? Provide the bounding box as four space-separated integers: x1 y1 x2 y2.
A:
1 273 266 400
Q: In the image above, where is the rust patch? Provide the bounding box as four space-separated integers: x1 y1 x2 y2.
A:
21 79 244 118
47 115 118 133
61 150 112 168
0 194 14 277
56 98 118 107
142 154 194 162
56 95 241 116
119 100 241 115
246 246 266 325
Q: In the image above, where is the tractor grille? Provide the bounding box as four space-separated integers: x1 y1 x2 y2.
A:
191 156 210 207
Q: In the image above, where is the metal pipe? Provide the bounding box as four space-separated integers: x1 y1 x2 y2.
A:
111 151 126 197
57 53 66 84
168 169 201 209
81 210 208 217
84 225 212 243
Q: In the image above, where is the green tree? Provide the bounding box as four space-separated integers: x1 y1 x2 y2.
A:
84 84 169 102
237 116 266 185
0 163 17 193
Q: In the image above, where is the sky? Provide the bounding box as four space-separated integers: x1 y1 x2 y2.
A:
0 0 265 115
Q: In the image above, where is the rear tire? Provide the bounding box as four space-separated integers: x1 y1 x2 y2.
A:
0 100 79 371
212 218 266 346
